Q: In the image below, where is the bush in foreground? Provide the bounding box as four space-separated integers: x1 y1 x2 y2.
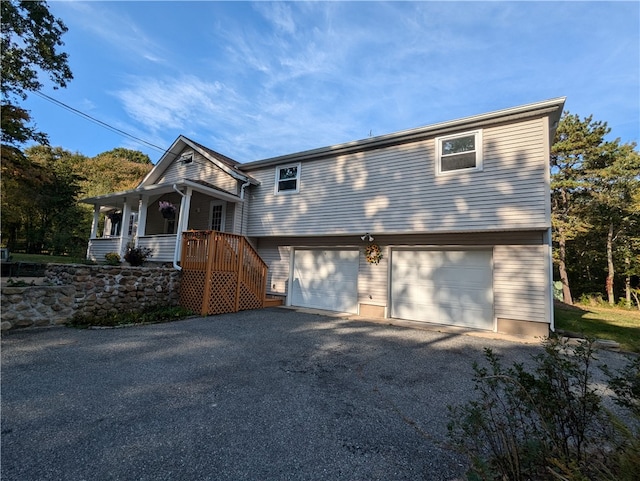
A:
447 337 640 480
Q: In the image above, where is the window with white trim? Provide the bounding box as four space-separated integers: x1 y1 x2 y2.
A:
436 130 483 175
275 163 301 194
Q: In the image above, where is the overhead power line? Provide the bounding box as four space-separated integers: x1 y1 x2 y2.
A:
31 91 167 154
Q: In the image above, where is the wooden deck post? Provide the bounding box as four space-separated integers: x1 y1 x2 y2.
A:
234 238 245 312
201 233 216 315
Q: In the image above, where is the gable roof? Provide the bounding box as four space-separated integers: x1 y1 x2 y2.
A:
237 97 566 170
139 135 259 187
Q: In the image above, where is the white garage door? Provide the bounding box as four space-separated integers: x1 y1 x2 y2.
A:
291 249 359 314
391 250 493 330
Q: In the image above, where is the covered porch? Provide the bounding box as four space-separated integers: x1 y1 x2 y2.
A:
81 180 247 266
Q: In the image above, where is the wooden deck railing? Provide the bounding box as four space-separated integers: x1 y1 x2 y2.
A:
179 231 268 316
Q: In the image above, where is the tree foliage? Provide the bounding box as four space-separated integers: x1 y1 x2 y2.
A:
76 149 152 198
0 0 78 254
551 112 640 307
0 2 156 257
1 146 152 256
1 0 72 155
2 146 87 255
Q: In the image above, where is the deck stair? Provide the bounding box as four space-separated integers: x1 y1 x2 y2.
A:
179 231 271 316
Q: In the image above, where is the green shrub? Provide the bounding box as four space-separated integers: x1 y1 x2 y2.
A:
104 252 121 265
124 244 153 266
578 293 606 307
447 338 639 480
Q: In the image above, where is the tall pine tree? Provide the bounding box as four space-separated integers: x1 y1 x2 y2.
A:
551 112 640 306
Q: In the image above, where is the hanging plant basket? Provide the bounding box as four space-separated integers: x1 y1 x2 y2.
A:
158 201 176 219
365 243 383 265
161 209 175 220
107 211 122 224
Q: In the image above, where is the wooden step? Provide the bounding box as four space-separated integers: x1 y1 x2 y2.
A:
264 296 284 307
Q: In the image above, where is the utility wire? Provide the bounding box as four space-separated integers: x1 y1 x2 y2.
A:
32 90 167 154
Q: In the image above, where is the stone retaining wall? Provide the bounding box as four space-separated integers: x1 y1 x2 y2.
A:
1 264 181 331
1 285 75 330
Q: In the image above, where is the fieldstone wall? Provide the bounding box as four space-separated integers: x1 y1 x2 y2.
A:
1 264 181 331
1 285 75 330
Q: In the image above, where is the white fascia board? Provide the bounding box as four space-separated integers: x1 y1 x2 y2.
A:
181 179 243 203
137 135 257 188
137 136 186 187
81 181 243 207
179 137 258 185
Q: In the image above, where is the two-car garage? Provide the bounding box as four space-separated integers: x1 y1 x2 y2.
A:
288 247 495 331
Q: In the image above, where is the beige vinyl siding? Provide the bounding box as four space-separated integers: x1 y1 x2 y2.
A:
138 235 177 263
223 202 239 234
257 239 291 294
187 192 213 230
156 149 238 194
357 246 388 307
494 245 550 324
245 117 549 237
87 238 121 262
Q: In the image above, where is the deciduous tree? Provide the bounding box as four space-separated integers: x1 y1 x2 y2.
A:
1 0 72 153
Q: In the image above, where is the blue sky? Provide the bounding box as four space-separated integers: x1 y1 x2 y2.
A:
23 1 639 163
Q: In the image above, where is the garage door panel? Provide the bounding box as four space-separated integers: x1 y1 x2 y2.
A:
291 249 358 314
391 249 493 330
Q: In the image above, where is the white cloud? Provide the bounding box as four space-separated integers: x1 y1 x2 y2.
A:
78 1 637 161
59 2 167 64
114 75 241 132
254 2 297 35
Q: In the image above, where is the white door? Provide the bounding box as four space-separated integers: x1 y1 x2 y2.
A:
291 249 359 313
391 249 493 330
209 201 226 231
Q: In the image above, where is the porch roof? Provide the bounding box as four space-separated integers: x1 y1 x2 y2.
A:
79 179 243 211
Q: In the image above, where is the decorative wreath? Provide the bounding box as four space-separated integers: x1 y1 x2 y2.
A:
365 243 383 265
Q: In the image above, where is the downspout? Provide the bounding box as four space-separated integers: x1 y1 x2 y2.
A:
172 184 186 270
545 227 555 333
239 181 251 235
240 181 251 200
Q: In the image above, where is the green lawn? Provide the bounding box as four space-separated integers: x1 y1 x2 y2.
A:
8 253 88 264
555 302 640 353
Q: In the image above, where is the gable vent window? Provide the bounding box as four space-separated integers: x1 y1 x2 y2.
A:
179 153 193 164
436 130 483 175
275 163 301 194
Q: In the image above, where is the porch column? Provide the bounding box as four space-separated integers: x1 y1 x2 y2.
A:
137 196 148 237
179 187 192 233
173 187 192 267
118 198 132 257
86 204 101 260
90 205 100 239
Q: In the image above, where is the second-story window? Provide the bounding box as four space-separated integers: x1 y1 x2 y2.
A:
275 163 301 194
436 130 483 175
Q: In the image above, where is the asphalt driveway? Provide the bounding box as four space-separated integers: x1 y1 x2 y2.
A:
1 308 628 481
